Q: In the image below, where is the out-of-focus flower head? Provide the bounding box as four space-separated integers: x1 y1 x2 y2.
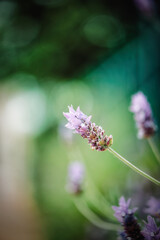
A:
112 196 137 223
113 197 144 239
124 213 145 239
142 216 160 240
63 105 113 151
134 0 156 18
129 92 157 139
66 161 85 195
144 197 160 219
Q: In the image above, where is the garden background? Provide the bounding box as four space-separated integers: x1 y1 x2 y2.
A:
0 0 160 239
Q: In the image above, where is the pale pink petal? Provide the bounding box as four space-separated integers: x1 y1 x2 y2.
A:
63 112 71 119
68 105 76 114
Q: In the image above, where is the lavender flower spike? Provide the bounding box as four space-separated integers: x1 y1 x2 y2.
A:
63 105 160 186
112 196 137 223
142 216 160 240
66 161 85 195
63 105 113 151
130 92 157 139
144 197 160 219
113 197 144 240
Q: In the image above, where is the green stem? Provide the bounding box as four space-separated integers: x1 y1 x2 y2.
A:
85 195 116 222
73 198 121 231
71 148 115 220
148 138 160 165
85 174 116 221
108 147 160 186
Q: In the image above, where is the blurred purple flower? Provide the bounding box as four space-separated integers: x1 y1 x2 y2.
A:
124 214 145 239
113 197 144 239
130 92 157 139
112 196 137 223
63 105 113 151
142 216 160 240
144 197 160 219
66 161 85 195
134 0 156 18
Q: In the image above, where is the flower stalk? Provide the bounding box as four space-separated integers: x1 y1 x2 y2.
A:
108 147 160 186
74 198 121 231
148 138 160 165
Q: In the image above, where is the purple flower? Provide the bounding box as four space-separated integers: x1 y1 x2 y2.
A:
113 197 144 239
134 0 156 18
112 196 137 223
63 105 113 151
142 216 160 240
66 161 85 195
144 197 160 219
123 214 145 240
63 105 91 133
129 92 157 139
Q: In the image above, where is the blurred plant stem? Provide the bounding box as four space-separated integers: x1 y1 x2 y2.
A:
68 148 115 220
84 166 116 221
108 148 160 186
84 190 116 222
148 137 160 165
73 197 121 231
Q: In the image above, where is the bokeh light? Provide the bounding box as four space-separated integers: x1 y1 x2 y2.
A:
84 15 125 48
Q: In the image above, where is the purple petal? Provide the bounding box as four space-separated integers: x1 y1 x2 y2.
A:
119 196 126 206
68 105 76 114
147 216 157 232
126 198 131 208
86 115 92 123
63 112 71 119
